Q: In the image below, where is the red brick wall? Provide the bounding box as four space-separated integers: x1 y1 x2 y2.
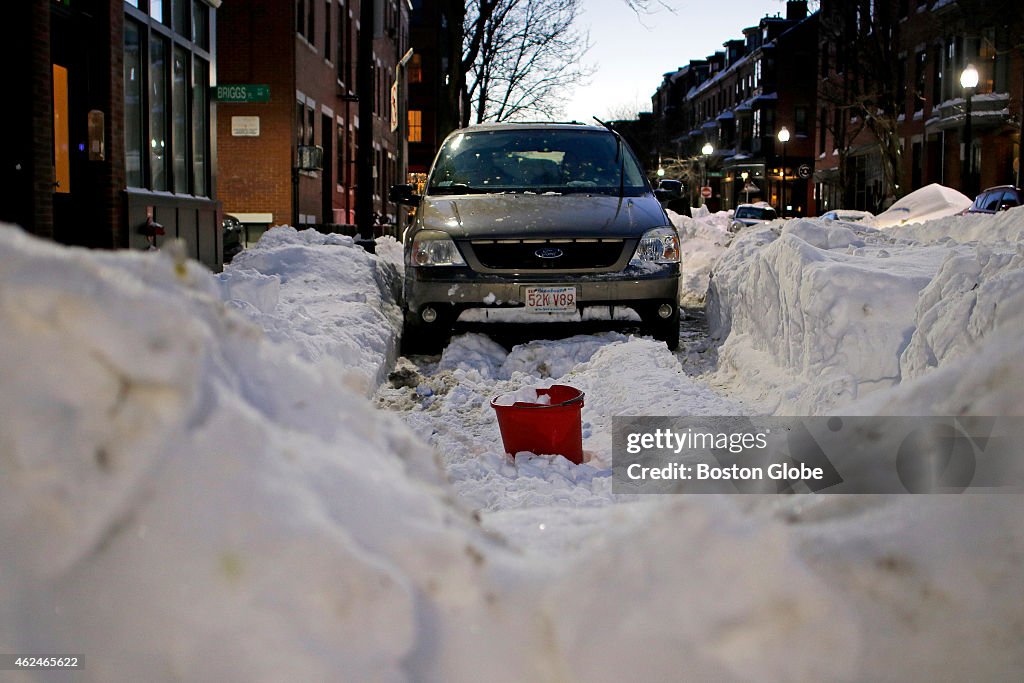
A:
216 0 295 226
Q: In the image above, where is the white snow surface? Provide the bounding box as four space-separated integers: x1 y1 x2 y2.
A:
668 208 732 305
2 194 1024 683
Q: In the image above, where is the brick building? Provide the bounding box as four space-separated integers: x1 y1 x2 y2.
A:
815 0 1024 213
217 0 410 237
652 1 818 214
654 0 1024 216
5 0 223 268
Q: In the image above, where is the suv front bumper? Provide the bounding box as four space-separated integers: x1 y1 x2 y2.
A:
404 264 680 314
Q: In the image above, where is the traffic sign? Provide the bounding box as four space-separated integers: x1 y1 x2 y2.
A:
213 84 271 103
701 186 712 199
797 163 812 179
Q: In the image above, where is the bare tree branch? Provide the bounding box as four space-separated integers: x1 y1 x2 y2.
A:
463 0 593 125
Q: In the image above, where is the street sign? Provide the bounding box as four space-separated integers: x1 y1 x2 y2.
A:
701 186 712 199
213 84 271 103
797 163 812 179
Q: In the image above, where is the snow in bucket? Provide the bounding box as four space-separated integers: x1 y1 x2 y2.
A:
490 384 585 464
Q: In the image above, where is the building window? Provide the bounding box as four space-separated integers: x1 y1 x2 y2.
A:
192 58 208 196
192 0 208 49
914 51 926 111
150 0 164 22
409 54 423 84
150 36 168 191
337 1 348 87
172 47 189 193
818 107 827 154
307 0 315 41
408 110 422 143
307 105 316 145
896 56 907 115
173 0 189 35
324 1 332 61
124 2 212 196
795 106 808 136
124 20 144 188
296 100 305 144
342 120 350 188
297 0 305 36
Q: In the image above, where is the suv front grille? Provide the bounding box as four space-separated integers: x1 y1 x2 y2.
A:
467 238 626 271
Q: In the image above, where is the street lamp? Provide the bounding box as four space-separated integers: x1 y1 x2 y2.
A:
741 170 750 204
777 126 791 218
701 142 713 205
960 64 979 198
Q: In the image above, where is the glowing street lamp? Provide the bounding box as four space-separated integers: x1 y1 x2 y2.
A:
777 126 791 218
741 170 750 204
960 64 979 197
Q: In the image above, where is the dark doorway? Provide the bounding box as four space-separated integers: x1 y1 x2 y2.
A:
51 5 102 247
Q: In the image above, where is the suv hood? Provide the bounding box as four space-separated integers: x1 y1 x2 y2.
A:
417 193 666 239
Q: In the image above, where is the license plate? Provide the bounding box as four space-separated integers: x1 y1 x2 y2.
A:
524 286 577 313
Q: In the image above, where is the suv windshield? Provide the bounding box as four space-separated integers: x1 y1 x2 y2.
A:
735 206 776 220
427 128 649 196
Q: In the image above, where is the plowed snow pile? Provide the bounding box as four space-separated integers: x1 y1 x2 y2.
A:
2 211 1023 682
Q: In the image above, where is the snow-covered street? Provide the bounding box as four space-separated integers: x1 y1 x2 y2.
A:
2 193 1023 681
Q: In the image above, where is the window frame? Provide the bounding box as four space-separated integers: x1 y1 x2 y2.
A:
123 0 214 196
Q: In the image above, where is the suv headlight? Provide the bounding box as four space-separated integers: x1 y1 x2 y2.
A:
633 227 680 264
410 230 467 267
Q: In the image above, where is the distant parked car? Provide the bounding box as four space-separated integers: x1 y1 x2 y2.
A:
820 209 874 223
965 185 1023 215
655 179 691 217
729 202 778 232
222 214 244 263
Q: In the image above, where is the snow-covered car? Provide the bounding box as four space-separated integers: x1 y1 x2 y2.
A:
729 203 778 232
871 183 972 228
389 122 682 352
820 209 874 223
965 185 1023 215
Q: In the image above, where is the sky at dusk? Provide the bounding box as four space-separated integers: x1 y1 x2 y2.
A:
563 0 792 122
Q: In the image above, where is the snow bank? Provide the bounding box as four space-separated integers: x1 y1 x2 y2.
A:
668 209 732 305
707 214 1024 414
0 226 852 682
218 226 403 397
870 183 972 228
4 218 1024 682
0 225 491 681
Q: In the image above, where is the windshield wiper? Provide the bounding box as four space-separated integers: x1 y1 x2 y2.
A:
594 117 626 199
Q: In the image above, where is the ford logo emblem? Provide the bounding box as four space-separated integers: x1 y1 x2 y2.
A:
535 247 564 259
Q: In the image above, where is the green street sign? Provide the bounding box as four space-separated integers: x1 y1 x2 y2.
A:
213 84 270 103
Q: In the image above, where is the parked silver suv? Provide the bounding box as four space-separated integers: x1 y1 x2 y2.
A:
390 123 681 352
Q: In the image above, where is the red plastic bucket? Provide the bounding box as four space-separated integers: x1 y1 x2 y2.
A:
490 384 585 464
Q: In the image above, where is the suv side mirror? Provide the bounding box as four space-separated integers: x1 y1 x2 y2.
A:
389 184 421 207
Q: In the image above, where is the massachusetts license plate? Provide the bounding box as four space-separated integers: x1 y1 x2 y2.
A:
524 286 577 313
